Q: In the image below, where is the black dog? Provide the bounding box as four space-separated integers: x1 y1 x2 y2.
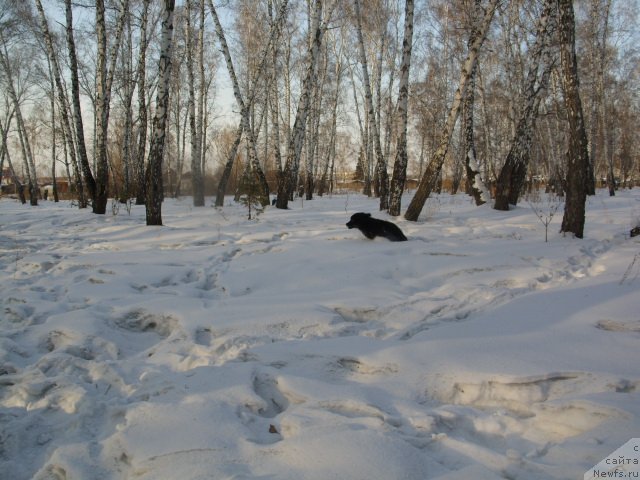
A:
346 212 408 241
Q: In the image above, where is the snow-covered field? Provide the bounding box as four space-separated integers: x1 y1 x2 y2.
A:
1 189 639 480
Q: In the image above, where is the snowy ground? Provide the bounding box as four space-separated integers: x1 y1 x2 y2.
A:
1 189 639 480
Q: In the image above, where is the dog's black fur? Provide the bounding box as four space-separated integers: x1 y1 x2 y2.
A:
346 212 408 241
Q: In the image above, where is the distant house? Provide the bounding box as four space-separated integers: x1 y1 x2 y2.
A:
1 167 18 194
38 177 72 199
0 169 74 199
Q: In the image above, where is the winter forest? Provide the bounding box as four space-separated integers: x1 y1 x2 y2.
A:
0 0 638 229
3 1 640 479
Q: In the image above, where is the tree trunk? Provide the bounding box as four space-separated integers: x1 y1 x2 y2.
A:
94 0 109 213
64 0 95 207
197 0 207 202
404 0 499 222
93 0 129 214
388 0 415 216
135 0 151 205
463 0 491 206
0 115 26 204
354 0 388 211
557 0 589 238
215 121 244 207
185 0 205 206
268 6 283 181
598 0 614 196
493 0 555 211
145 0 176 226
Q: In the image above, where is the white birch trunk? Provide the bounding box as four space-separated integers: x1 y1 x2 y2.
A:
185 0 204 206
94 0 129 214
388 0 415 216
145 0 176 226
135 0 150 205
64 0 95 206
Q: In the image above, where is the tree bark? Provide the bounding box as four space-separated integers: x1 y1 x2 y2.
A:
557 0 589 238
388 0 415 216
0 115 26 204
64 0 95 207
404 0 499 222
185 0 204 206
135 0 151 205
94 0 129 214
215 121 244 207
463 0 490 206
145 0 176 226
354 0 388 211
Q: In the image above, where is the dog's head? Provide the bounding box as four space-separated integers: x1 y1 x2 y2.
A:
346 212 371 229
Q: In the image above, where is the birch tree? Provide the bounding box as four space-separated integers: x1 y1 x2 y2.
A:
185 0 205 206
208 0 285 207
353 0 388 211
64 0 95 208
34 0 85 207
275 0 335 209
0 32 38 206
94 0 129 214
0 111 25 204
145 0 176 226
388 0 414 216
404 0 499 222
588 0 613 195
493 0 556 210
134 0 151 205
557 0 589 238
462 0 490 206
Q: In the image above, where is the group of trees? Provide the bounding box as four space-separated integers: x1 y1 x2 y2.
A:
0 0 638 235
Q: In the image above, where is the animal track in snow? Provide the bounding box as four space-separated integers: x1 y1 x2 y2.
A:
333 357 398 376
194 327 213 346
596 319 640 333
112 309 177 338
426 372 622 443
251 372 289 418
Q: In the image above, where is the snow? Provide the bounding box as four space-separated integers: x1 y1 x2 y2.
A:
1 189 639 480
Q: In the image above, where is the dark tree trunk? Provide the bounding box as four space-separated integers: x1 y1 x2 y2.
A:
215 121 244 207
557 0 589 238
